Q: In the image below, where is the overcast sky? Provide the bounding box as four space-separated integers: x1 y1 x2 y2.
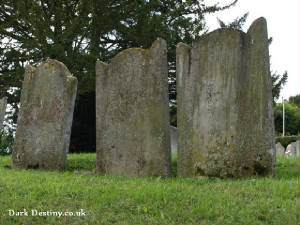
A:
204 0 300 101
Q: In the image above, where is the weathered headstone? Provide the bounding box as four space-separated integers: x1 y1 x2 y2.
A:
285 143 295 157
291 142 297 156
12 59 77 170
286 141 299 157
177 18 275 177
0 97 7 132
170 126 177 154
275 142 285 156
96 38 171 177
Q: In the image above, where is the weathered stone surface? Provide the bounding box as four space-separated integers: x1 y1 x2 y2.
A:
286 141 299 157
291 142 297 156
12 59 77 170
0 97 7 132
296 140 300 157
96 38 171 177
177 18 275 177
285 143 295 156
275 142 285 156
170 126 177 154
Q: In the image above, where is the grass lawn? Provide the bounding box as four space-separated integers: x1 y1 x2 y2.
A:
0 154 299 225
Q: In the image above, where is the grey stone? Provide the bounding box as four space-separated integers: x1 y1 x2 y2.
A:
176 17 275 178
286 141 299 157
170 126 177 154
296 140 300 157
12 59 77 170
275 142 285 156
285 143 295 156
96 38 171 177
291 142 297 156
0 97 7 132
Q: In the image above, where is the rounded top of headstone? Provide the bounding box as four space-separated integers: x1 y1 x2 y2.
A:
35 59 77 83
41 59 71 74
113 47 147 59
247 17 267 32
247 17 268 40
111 38 167 64
150 37 167 50
176 42 191 50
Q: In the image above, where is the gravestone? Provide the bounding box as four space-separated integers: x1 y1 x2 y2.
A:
0 97 7 132
12 59 77 170
291 142 297 156
96 38 171 177
286 141 299 157
275 142 285 156
177 18 275 177
170 126 177 154
285 143 295 157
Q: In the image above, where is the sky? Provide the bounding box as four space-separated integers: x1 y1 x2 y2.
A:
204 0 300 102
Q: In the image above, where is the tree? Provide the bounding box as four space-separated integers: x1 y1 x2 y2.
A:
288 94 300 108
271 71 288 104
0 130 14 155
0 0 238 152
0 0 96 152
274 102 300 135
217 12 249 30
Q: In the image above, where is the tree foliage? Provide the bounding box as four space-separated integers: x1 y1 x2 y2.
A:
217 12 249 30
0 0 237 152
271 71 288 104
0 130 14 155
274 102 300 135
288 94 300 108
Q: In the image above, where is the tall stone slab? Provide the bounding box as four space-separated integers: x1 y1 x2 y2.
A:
177 18 275 177
291 142 297 156
285 143 295 157
96 38 171 177
12 59 77 170
0 97 7 132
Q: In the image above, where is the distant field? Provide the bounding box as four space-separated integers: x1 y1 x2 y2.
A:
0 154 299 225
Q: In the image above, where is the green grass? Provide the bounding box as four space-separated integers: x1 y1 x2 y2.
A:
0 154 299 225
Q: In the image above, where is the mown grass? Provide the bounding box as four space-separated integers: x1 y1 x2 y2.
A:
0 154 299 225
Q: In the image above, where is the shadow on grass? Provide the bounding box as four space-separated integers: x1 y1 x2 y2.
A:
171 154 300 181
275 156 300 180
66 153 179 176
58 154 300 180
66 153 96 171
171 153 177 177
